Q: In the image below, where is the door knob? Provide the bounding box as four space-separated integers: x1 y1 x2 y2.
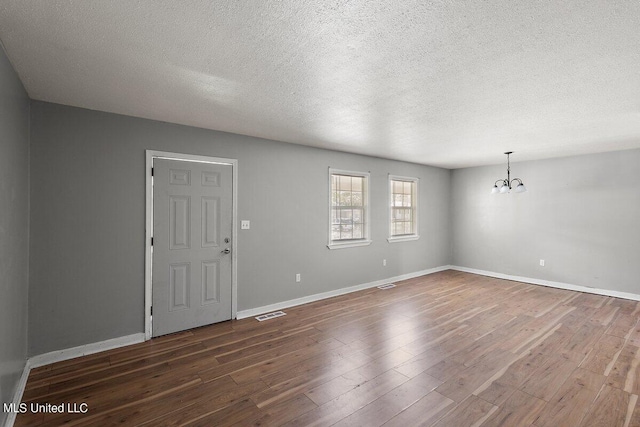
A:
221 248 231 254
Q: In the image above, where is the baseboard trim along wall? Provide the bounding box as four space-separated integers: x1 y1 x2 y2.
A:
28 333 146 369
4 333 145 427
450 265 640 302
236 265 453 319
3 362 30 427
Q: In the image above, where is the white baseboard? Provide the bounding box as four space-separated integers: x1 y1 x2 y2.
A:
236 265 452 319
3 333 145 427
3 362 30 427
450 265 640 301
28 333 146 369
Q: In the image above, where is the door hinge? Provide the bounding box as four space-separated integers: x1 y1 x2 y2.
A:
151 167 154 176
150 306 153 315
151 237 154 246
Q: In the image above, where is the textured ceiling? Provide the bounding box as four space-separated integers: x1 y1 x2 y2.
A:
1 1 639 168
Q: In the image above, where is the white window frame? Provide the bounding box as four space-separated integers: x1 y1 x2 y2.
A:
327 168 372 250
388 174 420 243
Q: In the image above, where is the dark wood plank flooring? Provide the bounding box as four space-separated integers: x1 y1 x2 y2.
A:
15 270 640 426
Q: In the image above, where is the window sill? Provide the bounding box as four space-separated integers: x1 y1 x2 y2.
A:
387 235 420 243
327 240 372 250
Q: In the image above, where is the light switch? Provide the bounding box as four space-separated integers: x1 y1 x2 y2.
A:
241 220 250 230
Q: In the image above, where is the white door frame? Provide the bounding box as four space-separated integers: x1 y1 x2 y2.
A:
145 150 238 340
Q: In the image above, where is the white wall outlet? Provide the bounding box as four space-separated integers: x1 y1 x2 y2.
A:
383 259 387 266
295 273 301 283
540 259 545 267
241 220 250 230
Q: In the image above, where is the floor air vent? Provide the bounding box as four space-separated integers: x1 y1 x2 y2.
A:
255 311 286 321
377 283 396 290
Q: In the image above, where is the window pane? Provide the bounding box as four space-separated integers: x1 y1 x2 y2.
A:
331 209 340 224
340 209 352 222
393 222 403 236
352 177 362 192
351 191 362 206
353 224 363 239
340 224 353 239
339 175 352 191
331 226 341 240
338 191 351 206
404 222 413 235
394 194 403 207
353 208 363 223
392 180 402 193
403 194 412 207
404 181 412 194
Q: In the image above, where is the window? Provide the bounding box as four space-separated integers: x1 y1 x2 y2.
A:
328 169 371 249
388 175 419 242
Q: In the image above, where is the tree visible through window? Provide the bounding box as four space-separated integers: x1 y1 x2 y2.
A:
328 169 370 249
390 176 418 239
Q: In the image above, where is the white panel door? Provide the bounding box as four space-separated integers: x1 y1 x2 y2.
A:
152 158 232 337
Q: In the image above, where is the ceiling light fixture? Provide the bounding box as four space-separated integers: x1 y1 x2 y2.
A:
491 151 527 194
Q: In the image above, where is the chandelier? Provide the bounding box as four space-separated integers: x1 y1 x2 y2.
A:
491 151 527 194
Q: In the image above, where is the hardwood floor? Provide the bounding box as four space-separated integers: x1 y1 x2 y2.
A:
15 270 640 426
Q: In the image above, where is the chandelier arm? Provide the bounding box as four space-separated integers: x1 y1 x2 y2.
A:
491 152 525 194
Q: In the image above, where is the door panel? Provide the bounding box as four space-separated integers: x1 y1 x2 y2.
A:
169 262 190 311
169 195 191 250
201 197 220 247
152 159 232 337
201 260 220 304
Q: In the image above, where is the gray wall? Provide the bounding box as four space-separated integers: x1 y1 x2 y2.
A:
29 101 451 356
17 90 640 362
451 149 640 294
0 46 29 421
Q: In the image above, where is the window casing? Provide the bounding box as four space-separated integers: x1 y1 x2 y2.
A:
328 169 371 249
388 175 419 242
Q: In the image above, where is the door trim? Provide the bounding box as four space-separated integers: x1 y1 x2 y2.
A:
145 150 238 340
